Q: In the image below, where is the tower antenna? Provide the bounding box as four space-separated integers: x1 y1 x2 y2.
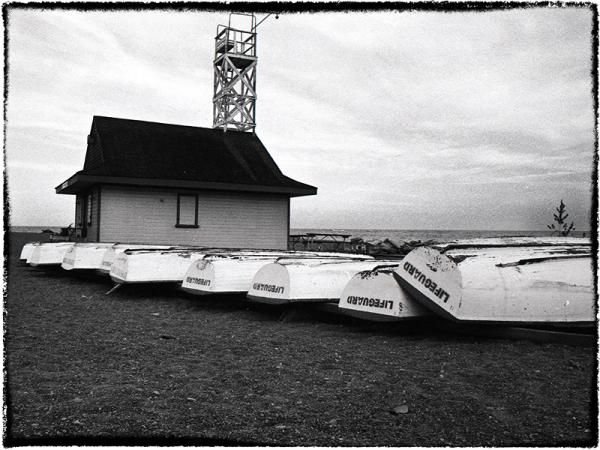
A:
253 13 275 31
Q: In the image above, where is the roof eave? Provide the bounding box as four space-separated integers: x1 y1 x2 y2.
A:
55 173 317 197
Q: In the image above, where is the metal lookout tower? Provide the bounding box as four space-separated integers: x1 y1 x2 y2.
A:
213 13 258 132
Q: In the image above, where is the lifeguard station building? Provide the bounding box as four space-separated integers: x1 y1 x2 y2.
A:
55 116 316 249
55 14 317 250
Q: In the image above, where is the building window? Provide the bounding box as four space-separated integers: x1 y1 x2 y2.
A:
86 193 93 226
176 194 198 228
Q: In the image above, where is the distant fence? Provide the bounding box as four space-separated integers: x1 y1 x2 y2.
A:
288 233 356 253
49 226 85 242
288 233 416 258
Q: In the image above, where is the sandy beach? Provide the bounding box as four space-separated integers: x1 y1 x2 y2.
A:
5 232 597 446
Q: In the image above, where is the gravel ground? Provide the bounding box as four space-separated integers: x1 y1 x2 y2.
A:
5 233 598 446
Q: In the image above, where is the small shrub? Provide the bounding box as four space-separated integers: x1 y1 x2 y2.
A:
547 200 575 236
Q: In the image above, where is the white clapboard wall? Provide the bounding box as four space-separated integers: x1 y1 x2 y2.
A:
98 185 289 249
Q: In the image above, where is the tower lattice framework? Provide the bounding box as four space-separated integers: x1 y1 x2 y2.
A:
213 13 257 132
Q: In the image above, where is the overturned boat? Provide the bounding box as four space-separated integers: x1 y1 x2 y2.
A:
429 236 591 251
99 244 174 273
337 266 432 321
19 242 40 261
181 252 373 296
28 242 76 266
246 258 398 305
61 242 117 270
109 247 219 284
396 237 594 324
109 248 353 284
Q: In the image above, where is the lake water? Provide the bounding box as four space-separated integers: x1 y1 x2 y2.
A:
10 226 590 243
11 226 64 234
290 228 590 243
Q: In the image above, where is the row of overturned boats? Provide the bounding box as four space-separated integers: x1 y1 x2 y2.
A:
20 236 595 325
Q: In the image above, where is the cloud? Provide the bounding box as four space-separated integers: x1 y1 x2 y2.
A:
5 7 595 230
7 160 81 173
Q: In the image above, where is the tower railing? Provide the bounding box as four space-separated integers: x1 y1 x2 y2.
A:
215 26 256 57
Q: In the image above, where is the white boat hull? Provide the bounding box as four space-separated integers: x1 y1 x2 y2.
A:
247 259 399 304
61 243 116 270
20 242 40 261
181 252 374 296
338 268 431 321
28 242 76 266
98 245 174 273
432 236 590 250
109 248 336 284
110 248 214 284
182 256 291 295
396 239 594 324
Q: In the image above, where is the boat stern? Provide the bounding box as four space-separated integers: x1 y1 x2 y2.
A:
20 242 39 261
394 247 462 320
339 268 430 321
29 243 74 266
247 263 291 304
100 247 118 273
110 252 129 283
181 259 215 295
61 244 78 270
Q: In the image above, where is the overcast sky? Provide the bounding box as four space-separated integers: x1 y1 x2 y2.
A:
5 6 595 230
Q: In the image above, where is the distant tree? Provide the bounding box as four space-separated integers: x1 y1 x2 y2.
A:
547 200 575 236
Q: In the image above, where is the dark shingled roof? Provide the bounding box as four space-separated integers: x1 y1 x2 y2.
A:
56 116 317 197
